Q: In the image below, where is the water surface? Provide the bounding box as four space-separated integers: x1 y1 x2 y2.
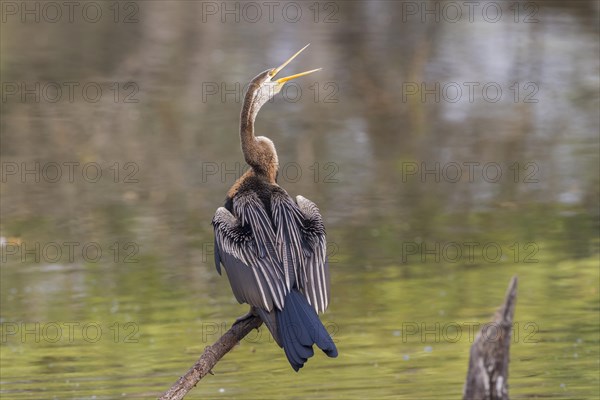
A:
1 1 599 398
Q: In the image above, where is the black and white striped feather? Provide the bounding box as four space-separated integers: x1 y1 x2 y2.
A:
295 195 329 314
213 201 286 311
212 189 330 314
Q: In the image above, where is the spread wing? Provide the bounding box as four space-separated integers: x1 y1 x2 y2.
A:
213 190 330 314
212 192 287 312
271 192 330 314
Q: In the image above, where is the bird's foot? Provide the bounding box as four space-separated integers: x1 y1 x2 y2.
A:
234 307 257 325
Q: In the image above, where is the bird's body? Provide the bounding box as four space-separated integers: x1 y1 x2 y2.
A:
212 46 337 371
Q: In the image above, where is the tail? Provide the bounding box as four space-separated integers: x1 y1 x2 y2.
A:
275 290 338 371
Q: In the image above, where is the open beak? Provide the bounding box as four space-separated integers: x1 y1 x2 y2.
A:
271 44 321 84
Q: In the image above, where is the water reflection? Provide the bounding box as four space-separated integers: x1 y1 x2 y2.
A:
1 1 598 399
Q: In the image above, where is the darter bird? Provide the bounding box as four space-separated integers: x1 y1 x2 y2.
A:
212 44 338 371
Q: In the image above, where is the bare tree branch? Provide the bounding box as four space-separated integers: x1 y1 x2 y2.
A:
159 315 263 400
160 276 519 400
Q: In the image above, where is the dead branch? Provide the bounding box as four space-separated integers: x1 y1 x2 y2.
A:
159 315 263 400
463 276 518 400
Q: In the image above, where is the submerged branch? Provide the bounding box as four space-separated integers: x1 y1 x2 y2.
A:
159 315 263 400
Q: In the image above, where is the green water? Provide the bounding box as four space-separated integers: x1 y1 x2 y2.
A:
1 248 598 398
1 1 599 399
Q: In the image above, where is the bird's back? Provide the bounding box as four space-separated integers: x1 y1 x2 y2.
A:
225 171 282 219
213 168 337 371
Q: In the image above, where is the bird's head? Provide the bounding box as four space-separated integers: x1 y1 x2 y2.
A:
244 44 321 118
240 45 320 182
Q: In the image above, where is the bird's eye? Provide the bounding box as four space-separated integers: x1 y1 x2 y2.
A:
269 69 276 77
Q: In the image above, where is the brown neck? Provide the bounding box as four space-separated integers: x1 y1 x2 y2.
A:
240 84 259 167
239 84 278 184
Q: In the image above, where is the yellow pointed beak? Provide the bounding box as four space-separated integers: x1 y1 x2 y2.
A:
271 44 321 84
276 68 322 84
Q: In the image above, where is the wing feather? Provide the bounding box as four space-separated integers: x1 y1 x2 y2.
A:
270 192 330 314
296 195 330 314
213 189 331 315
271 191 306 290
213 198 286 311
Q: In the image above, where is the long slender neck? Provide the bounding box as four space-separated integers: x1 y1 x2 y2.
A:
239 83 278 183
240 85 258 159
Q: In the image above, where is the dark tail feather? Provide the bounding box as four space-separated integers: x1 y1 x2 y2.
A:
276 290 338 371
